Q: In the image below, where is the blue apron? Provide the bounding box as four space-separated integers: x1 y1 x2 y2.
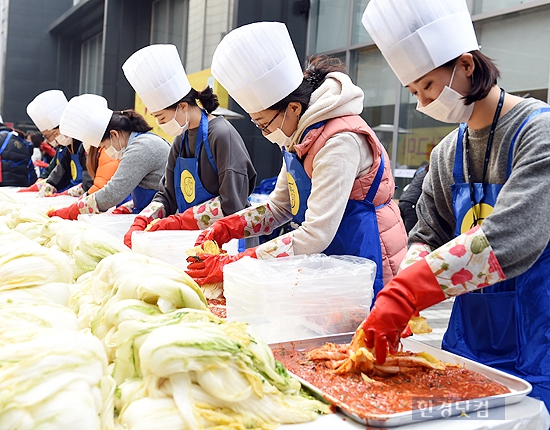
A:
174 110 218 213
68 151 83 188
57 142 83 191
442 107 550 409
126 132 162 214
282 122 385 299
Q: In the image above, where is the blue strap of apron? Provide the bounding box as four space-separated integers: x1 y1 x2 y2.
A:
507 107 550 178
453 123 468 183
365 146 385 203
179 110 218 175
0 132 14 156
197 110 218 175
298 120 327 144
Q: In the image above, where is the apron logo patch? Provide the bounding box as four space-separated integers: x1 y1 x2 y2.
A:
181 170 195 203
286 172 300 216
70 160 77 180
461 203 494 234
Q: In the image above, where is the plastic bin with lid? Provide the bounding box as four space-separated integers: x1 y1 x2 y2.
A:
223 254 375 343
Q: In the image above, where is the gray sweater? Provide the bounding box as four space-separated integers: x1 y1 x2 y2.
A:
95 132 170 211
153 116 256 216
410 98 550 279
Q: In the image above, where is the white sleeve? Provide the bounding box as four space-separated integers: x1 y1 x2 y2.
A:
291 132 373 255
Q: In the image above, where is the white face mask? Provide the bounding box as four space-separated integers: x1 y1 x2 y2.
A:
264 109 292 149
416 65 475 124
106 135 125 160
158 105 188 136
55 134 71 147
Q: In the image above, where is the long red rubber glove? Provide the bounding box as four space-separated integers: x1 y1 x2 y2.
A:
47 202 80 220
195 213 247 247
361 259 446 365
17 182 40 192
186 247 257 285
111 205 132 215
146 207 200 231
124 215 151 248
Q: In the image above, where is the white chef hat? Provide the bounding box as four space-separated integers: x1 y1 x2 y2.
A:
122 44 191 113
211 21 304 114
26 90 68 131
362 0 479 86
60 95 113 149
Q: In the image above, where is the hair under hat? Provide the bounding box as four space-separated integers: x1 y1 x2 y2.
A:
362 0 479 86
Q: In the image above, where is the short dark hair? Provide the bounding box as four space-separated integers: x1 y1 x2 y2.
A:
442 51 500 105
166 85 220 113
268 54 349 116
100 109 152 141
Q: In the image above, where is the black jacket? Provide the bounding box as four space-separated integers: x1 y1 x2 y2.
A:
45 140 91 191
399 165 428 205
0 124 37 187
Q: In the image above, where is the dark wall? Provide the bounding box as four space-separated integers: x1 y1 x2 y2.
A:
232 0 309 183
102 0 153 110
2 0 73 130
51 0 153 114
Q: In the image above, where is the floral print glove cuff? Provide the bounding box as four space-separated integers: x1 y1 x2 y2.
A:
255 232 294 259
140 201 165 220
193 196 225 229
424 226 506 298
399 242 435 271
38 182 57 197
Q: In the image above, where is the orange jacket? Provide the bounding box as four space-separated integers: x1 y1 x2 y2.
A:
87 148 119 194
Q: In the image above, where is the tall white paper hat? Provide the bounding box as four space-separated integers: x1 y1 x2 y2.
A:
362 0 479 86
26 90 68 131
122 44 191 112
60 95 113 149
211 22 303 114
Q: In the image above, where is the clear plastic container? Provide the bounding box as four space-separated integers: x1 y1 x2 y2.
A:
77 214 138 241
132 230 239 272
223 254 376 343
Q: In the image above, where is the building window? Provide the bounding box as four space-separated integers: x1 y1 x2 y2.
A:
474 5 550 103
185 0 234 73
473 0 541 14
151 0 186 58
79 33 103 95
308 0 351 54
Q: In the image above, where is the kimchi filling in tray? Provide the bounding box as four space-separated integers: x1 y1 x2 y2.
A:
272 344 510 419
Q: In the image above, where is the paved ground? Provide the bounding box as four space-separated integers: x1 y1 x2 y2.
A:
411 298 454 348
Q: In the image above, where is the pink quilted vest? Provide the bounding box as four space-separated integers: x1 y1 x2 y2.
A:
293 115 407 284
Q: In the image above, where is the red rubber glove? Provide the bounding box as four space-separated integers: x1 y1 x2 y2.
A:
111 205 132 215
17 182 40 192
33 160 49 169
146 207 199 231
362 259 446 365
195 213 247 247
40 142 56 158
186 247 257 285
124 215 151 248
47 202 80 220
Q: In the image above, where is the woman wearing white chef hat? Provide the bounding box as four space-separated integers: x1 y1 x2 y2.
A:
187 21 407 296
47 95 170 220
357 0 550 409
121 44 256 248
53 94 121 199
23 90 91 195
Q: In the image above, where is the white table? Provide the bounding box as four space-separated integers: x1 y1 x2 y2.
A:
281 396 550 429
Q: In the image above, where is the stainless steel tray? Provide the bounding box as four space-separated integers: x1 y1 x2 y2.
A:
269 333 532 427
